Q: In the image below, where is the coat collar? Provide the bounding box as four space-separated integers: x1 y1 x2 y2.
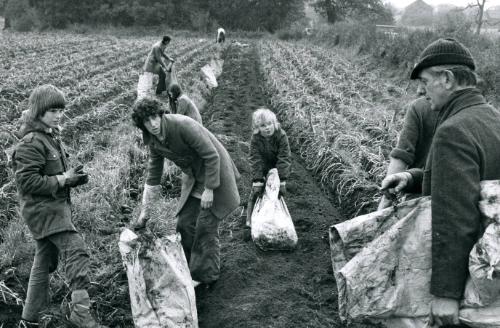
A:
18 119 61 138
435 88 487 130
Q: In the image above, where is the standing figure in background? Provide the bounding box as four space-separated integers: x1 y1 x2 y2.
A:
143 35 175 96
168 83 202 124
378 97 437 210
216 27 225 43
131 97 240 285
247 108 291 229
13 85 108 328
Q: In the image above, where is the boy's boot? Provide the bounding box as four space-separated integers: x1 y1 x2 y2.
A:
69 290 109 328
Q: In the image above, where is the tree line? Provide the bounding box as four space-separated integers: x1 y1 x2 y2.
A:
1 0 393 32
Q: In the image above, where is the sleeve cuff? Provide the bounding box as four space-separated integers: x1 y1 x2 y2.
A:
389 148 414 166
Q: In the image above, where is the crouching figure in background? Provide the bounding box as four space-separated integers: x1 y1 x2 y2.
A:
13 85 108 328
131 97 240 285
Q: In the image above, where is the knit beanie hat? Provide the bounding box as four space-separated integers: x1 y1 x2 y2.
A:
410 38 475 79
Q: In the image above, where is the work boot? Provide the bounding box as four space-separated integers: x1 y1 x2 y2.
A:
69 290 109 328
18 319 39 328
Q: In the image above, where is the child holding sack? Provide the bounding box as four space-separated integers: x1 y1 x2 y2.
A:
246 108 291 229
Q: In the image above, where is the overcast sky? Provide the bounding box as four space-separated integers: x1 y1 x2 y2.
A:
387 0 500 9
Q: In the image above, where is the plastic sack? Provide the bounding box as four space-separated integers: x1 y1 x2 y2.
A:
330 196 433 321
119 229 198 328
251 168 298 251
200 65 218 89
137 72 154 99
463 180 500 308
330 180 500 328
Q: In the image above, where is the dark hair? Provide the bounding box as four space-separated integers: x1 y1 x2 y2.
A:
162 35 172 44
131 97 167 132
168 83 182 100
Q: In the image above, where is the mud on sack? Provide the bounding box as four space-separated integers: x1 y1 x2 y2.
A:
251 168 298 251
119 229 198 328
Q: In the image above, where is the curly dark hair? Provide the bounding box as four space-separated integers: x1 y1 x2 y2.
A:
131 97 167 132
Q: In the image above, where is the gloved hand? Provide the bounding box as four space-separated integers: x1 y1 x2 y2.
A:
132 184 161 231
279 181 287 197
63 165 89 187
252 181 264 196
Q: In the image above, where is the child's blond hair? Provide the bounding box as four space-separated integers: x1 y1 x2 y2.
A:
252 108 280 135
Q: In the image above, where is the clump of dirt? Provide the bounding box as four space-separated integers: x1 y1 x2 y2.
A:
197 43 378 328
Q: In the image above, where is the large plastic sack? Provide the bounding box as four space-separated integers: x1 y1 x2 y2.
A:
251 168 298 251
119 228 198 328
137 72 154 99
330 196 433 321
330 180 500 328
200 64 218 89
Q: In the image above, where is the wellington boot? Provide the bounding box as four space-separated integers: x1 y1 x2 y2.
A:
69 290 109 328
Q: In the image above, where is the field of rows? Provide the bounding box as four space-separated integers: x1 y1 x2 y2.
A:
0 30 224 326
1 30 419 328
258 39 414 215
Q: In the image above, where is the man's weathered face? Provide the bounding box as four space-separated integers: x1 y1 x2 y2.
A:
417 68 450 111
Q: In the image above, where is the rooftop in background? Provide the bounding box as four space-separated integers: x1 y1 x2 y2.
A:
389 0 500 10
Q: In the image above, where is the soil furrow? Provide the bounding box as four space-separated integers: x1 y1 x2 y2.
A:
197 43 375 328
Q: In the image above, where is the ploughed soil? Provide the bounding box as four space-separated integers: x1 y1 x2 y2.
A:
196 43 377 328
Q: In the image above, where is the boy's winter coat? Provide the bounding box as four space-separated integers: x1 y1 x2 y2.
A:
13 120 76 240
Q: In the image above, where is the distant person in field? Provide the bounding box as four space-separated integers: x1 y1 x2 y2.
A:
381 38 500 327
13 85 108 328
378 97 437 210
216 27 225 43
130 97 240 286
247 108 291 228
143 35 175 96
168 83 202 124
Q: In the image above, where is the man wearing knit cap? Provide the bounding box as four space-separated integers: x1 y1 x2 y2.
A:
381 38 500 327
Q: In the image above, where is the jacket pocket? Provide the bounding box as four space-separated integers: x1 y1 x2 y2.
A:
45 151 64 176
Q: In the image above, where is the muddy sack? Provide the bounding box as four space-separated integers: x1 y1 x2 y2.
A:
251 168 298 251
119 229 198 328
330 180 500 328
463 180 500 308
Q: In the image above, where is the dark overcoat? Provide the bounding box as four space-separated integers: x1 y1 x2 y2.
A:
409 88 500 299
